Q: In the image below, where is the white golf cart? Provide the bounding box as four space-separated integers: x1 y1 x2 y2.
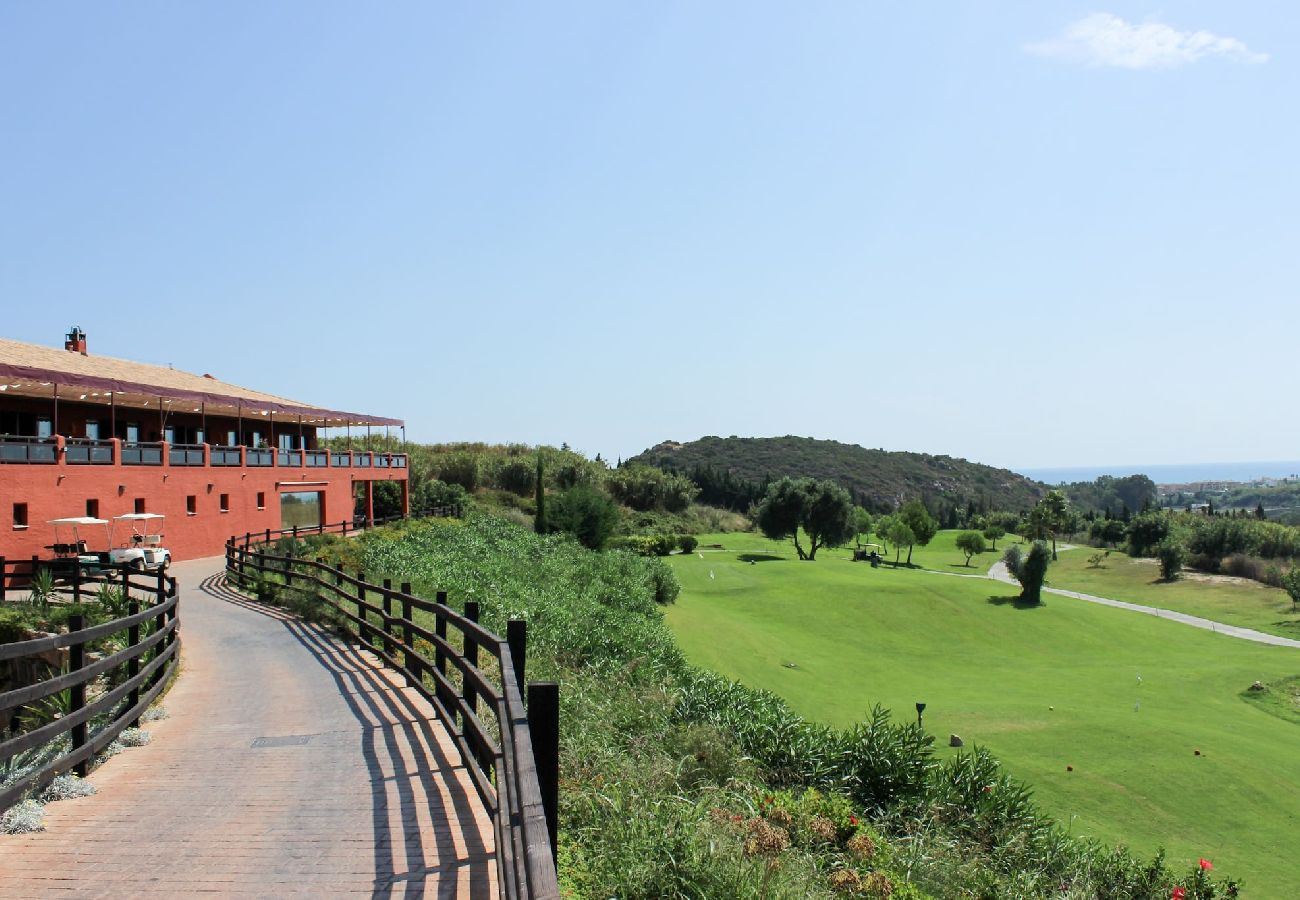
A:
45 516 113 576
110 513 172 571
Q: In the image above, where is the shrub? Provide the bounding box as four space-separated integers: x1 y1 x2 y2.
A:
41 774 96 802
434 453 480 491
1283 567 1300 611
547 485 620 550
413 478 467 513
679 535 699 554
491 458 536 496
0 799 44 834
1157 538 1185 581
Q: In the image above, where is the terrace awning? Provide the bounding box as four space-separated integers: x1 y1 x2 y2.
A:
0 339 402 427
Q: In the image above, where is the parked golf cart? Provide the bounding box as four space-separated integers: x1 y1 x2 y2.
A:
44 516 113 577
110 513 172 572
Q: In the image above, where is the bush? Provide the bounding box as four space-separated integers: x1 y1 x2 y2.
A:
547 485 621 550
679 535 699 554
434 453 480 491
1157 538 1185 581
413 478 467 513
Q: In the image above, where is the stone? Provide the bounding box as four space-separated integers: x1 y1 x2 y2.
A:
949 734 963 748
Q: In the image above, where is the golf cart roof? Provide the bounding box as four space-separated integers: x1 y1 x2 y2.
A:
114 513 166 521
48 517 110 526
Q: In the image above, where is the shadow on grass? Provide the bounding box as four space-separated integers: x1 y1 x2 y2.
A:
987 594 1045 610
738 553 785 563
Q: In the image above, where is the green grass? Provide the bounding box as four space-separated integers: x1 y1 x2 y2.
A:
668 531 1300 896
1038 545 1300 639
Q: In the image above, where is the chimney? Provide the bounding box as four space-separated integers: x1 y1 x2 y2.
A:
65 326 87 354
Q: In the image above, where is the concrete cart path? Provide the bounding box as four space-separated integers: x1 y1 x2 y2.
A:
0 556 497 898
984 560 1300 650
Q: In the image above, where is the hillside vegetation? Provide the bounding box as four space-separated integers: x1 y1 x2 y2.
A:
628 436 1045 515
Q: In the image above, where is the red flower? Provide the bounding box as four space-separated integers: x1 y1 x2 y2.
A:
1199 858 1213 871
1171 888 1186 900
849 815 859 826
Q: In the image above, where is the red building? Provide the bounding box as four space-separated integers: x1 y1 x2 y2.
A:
1 328 408 562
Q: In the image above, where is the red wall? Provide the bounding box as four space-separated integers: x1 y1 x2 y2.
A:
1 446 407 562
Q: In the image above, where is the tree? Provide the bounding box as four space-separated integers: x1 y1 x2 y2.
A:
1255 502 1267 520
1004 541 1050 604
1156 538 1185 581
534 453 547 535
853 507 874 549
874 514 896 555
1282 567 1300 611
1038 490 1071 560
887 520 915 566
546 483 618 550
955 531 986 566
755 477 856 561
898 500 938 565
982 525 1006 551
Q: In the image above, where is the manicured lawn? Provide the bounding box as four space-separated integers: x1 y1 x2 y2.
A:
1038 546 1300 639
668 531 1300 895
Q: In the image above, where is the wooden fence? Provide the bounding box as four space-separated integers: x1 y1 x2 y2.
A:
226 529 560 900
0 565 180 813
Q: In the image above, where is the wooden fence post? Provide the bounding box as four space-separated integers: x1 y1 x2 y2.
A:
434 590 450 715
127 591 142 727
150 572 167 689
528 681 560 867
357 573 370 645
69 612 87 777
382 579 394 658
463 601 480 722
507 619 527 693
400 582 414 686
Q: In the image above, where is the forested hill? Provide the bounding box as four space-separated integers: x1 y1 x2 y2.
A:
627 436 1046 515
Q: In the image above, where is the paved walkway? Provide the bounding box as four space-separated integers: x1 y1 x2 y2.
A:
984 560 1300 649
0 557 497 898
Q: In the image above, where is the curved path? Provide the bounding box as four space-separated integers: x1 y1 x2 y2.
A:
0 556 497 898
983 560 1300 649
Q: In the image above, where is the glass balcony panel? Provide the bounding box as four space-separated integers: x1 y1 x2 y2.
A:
0 436 57 463
122 442 163 466
246 448 273 467
64 438 114 465
305 451 327 467
169 444 205 466
211 446 242 466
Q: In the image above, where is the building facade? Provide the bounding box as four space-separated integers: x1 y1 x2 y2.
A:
1 329 408 562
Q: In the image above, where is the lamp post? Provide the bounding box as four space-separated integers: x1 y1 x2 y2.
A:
915 702 926 729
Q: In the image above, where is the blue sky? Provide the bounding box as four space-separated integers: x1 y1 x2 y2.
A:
2 3 1295 470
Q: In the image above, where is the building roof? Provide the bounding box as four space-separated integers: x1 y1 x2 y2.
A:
0 336 402 427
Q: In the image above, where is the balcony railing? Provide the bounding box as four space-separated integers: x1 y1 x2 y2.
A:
64 438 115 465
0 436 406 472
211 446 243 466
121 442 163 466
0 435 58 464
246 449 274 467
169 443 205 466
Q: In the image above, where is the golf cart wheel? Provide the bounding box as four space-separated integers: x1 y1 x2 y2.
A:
160 556 171 571
130 558 145 571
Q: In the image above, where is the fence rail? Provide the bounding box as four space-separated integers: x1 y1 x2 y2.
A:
0 565 180 813
226 527 558 900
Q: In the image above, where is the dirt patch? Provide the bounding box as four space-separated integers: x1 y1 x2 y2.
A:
1183 571 1268 588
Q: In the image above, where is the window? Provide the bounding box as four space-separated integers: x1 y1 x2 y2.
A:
220 493 230 513
280 491 322 529
134 498 146 514
278 433 294 451
126 423 140 443
86 499 99 518
195 429 205 445
85 420 100 440
257 491 266 510
13 503 28 529
186 495 197 516
164 426 176 444
226 430 237 446
36 417 52 438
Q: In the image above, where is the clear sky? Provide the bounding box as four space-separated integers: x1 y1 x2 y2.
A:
2 3 1295 471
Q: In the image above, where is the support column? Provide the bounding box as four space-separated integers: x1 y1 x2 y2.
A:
365 481 374 527
401 479 410 518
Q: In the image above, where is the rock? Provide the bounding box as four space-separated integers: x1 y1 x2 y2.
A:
949 734 963 748
1066 765 1073 772
1248 681 1267 692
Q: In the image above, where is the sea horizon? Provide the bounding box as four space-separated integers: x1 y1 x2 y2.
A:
1020 460 1300 486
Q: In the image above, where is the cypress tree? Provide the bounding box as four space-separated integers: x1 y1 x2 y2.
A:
534 452 547 534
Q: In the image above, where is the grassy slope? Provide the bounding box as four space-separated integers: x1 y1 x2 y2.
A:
667 531 1300 896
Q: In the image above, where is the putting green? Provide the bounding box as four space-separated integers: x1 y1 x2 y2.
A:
667 531 1300 895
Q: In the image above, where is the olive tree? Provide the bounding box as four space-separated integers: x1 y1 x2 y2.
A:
756 477 856 561
955 530 986 566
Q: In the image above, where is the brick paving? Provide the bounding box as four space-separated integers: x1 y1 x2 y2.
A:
0 557 497 898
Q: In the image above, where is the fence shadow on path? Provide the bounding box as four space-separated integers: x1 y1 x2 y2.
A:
199 573 495 900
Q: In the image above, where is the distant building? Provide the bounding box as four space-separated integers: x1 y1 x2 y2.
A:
1 328 408 562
